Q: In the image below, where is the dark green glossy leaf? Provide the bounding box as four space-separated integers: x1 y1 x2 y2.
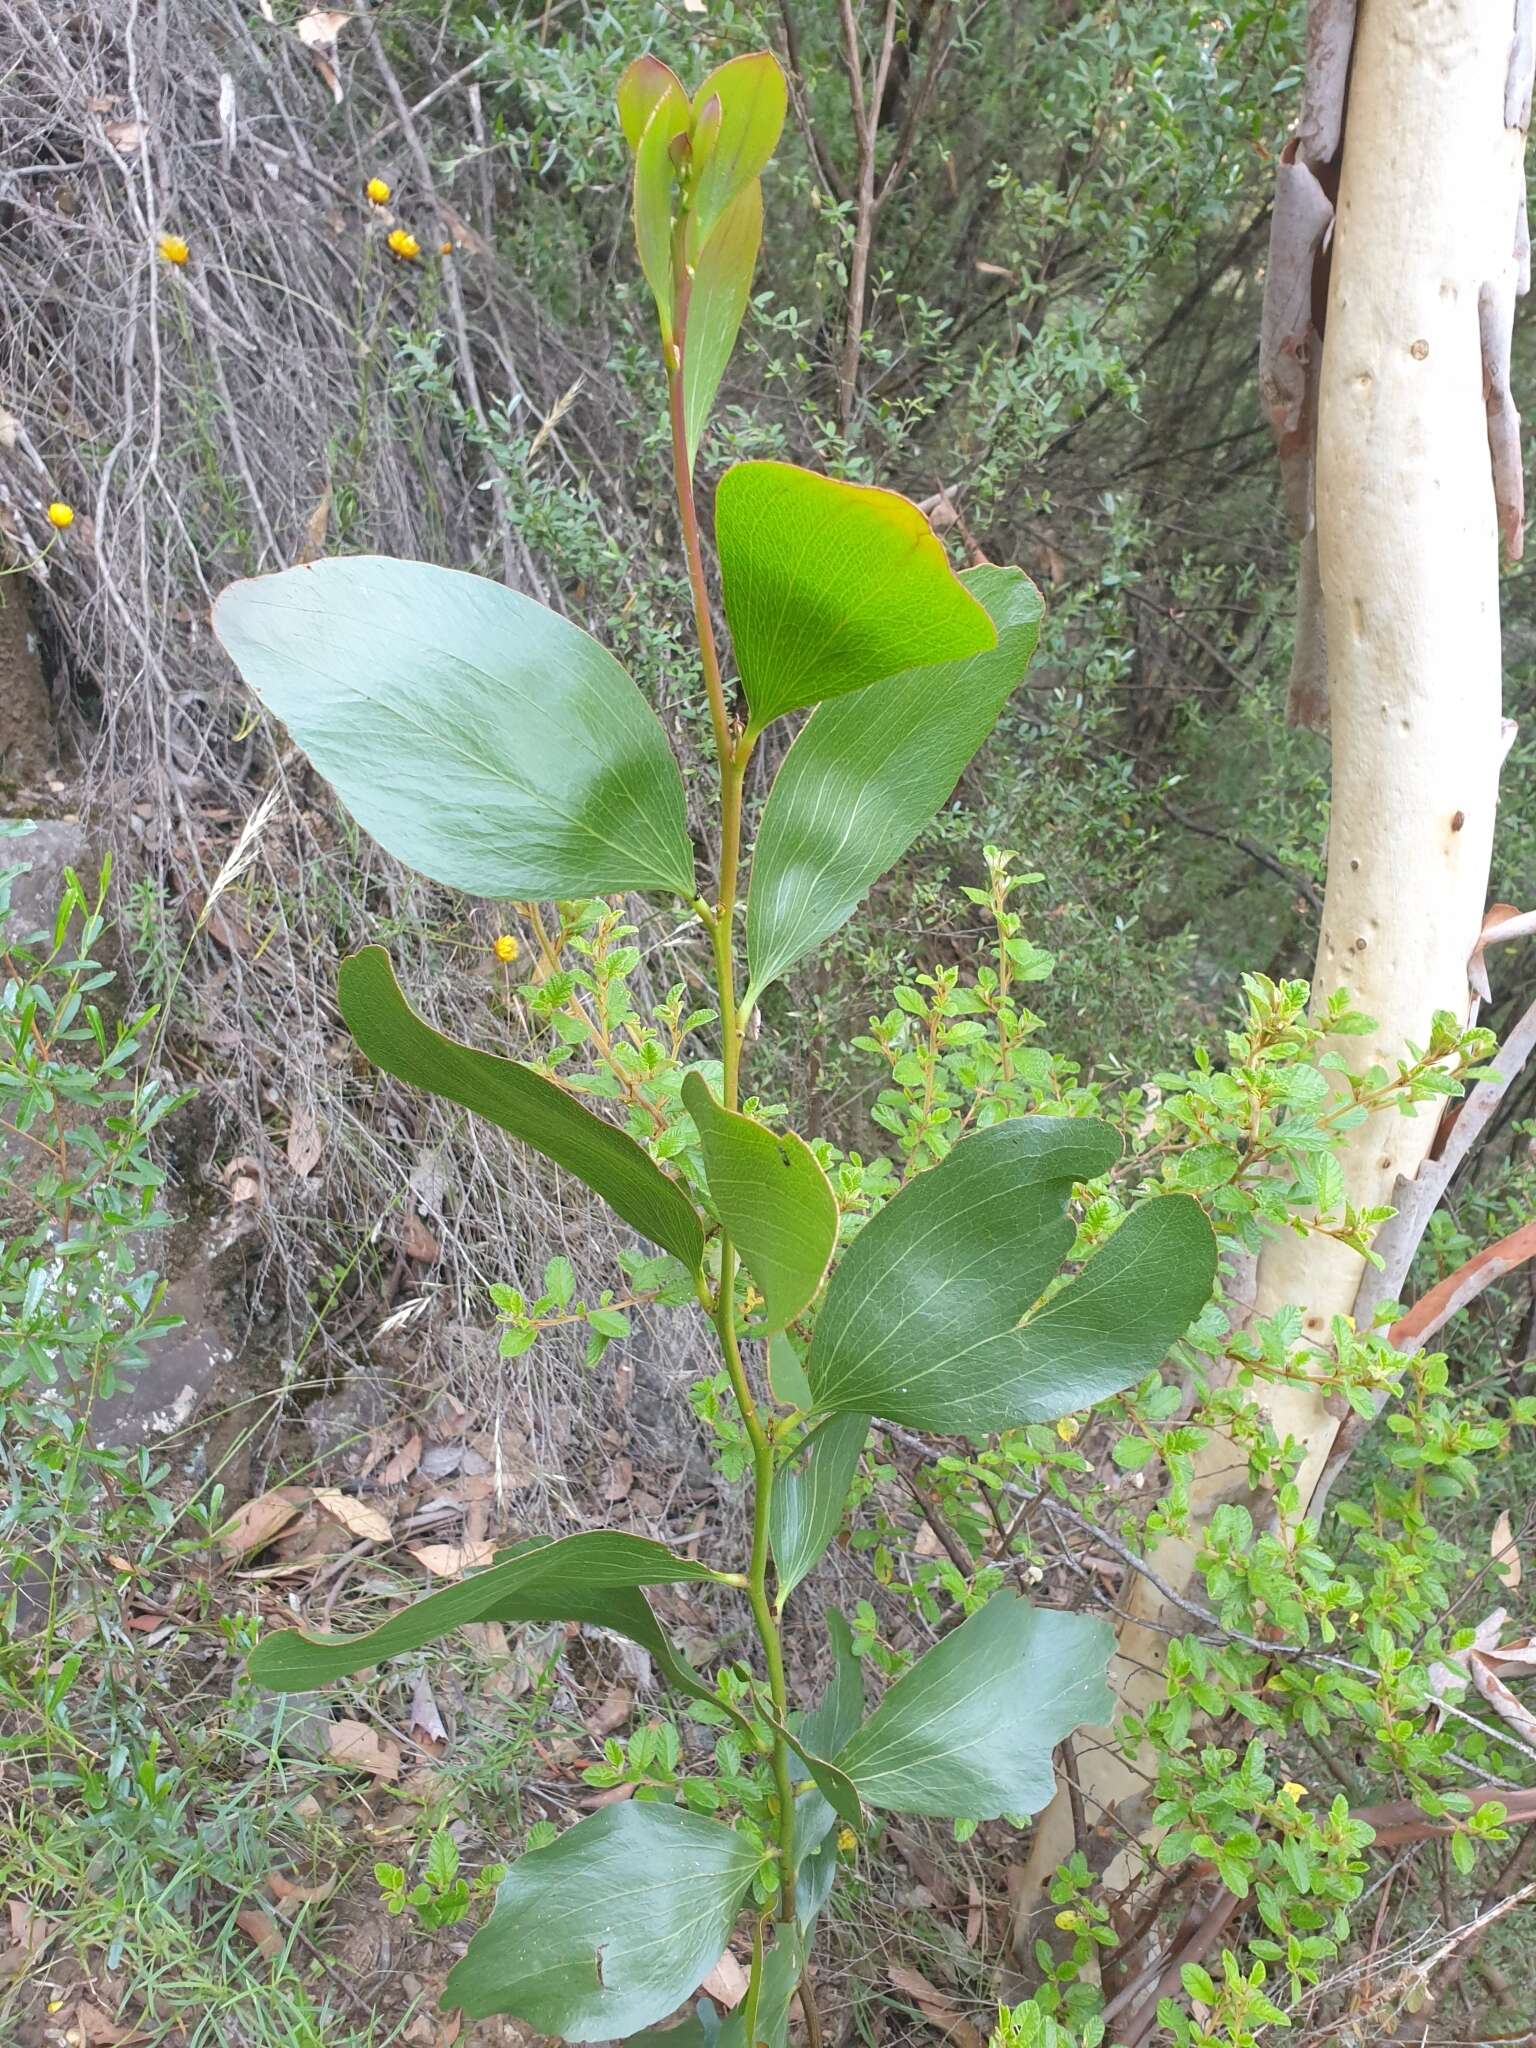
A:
249 1531 720 1693
715 463 996 732
834 1591 1113 1818
799 1610 865 1760
687 52 785 257
213 556 694 901
792 1611 864 1924
681 178 762 469
444 1801 758 2037
778 1720 861 1834
767 1331 813 1409
769 1412 867 1599
806 1117 1216 1435
746 566 1043 997
681 1072 835 1331
339 947 704 1273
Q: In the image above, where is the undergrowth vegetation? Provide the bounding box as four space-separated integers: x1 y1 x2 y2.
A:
2 3 1535 2046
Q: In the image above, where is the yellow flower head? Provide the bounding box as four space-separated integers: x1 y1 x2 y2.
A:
836 1826 857 1853
493 933 520 964
387 228 420 262
1281 1781 1308 1803
1056 1415 1082 1442
46 500 74 530
366 176 392 205
158 233 189 266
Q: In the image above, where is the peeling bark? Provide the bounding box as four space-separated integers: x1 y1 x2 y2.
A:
1286 520 1330 732
1297 0 1358 164
1259 143 1334 534
1480 272 1525 559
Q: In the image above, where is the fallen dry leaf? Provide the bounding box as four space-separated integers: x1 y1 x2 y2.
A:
286 1105 323 1178
410 1671 448 1747
222 1153 266 1206
217 1487 306 1561
700 1949 749 2008
103 118 146 153
204 904 253 955
295 9 350 103
296 487 332 565
603 1456 634 1502
399 1211 441 1263
1492 1508 1523 1590
72 2001 147 2045
887 1965 986 2048
378 1431 424 1487
584 1685 633 1737
8 1900 52 1956
314 1488 392 1545
236 1906 282 1957
409 1541 494 1579
326 1719 402 1781
1470 1652 1536 1746
267 1869 337 1907
964 1876 983 1949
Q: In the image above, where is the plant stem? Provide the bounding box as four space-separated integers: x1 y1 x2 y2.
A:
665 290 804 1997
715 1268 798 1926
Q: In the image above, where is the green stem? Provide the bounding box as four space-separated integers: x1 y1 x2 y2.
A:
714 1267 798 1920
664 284 801 1968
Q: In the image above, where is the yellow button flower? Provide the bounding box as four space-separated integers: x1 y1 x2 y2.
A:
493 934 520 964
158 233 189 265
1281 1781 1308 1802
387 228 420 261
46 501 74 530
366 176 392 205
836 1826 857 1853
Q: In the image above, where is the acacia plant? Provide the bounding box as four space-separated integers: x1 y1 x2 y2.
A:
212 52 1218 2044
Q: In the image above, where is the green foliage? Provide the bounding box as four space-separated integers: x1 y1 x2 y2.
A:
745 564 1044 998
807 1118 1216 1432
211 53 1218 2031
375 1829 504 1930
444 1801 763 2035
682 1070 837 1330
714 459 996 728
769 1412 869 1599
212 557 696 901
339 945 706 1270
249 1531 725 1699
0 845 200 1753
197 40 1533 2047
0 837 186 1413
834 1592 1113 1819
